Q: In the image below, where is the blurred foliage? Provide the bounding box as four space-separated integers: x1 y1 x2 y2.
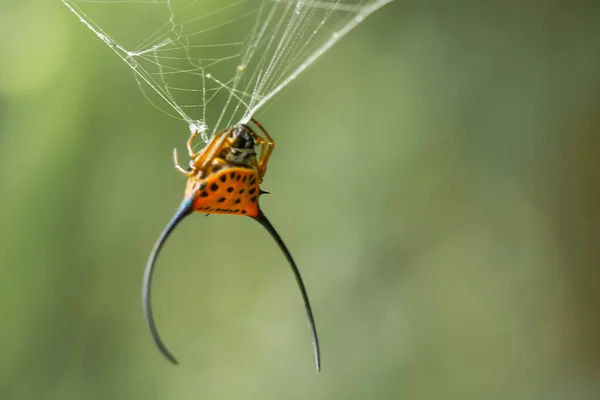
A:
1 0 600 399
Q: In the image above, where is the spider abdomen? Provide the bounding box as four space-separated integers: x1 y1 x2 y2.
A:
188 166 261 217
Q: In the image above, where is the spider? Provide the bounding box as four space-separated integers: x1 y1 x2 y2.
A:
143 118 321 372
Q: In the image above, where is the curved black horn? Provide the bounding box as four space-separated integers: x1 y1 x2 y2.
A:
253 210 321 372
143 198 194 365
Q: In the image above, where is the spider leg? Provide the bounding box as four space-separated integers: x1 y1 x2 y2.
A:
186 130 199 157
175 129 226 177
252 134 268 182
197 129 233 171
251 118 274 179
173 147 190 176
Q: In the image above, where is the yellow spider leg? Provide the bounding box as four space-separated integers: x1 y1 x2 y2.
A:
174 129 230 177
251 118 275 179
197 129 233 171
173 147 190 176
252 134 268 182
186 130 199 157
173 128 203 176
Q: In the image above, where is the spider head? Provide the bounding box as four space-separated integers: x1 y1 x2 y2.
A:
231 124 255 150
225 124 256 165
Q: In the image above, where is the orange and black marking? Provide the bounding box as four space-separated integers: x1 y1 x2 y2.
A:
142 118 321 372
186 166 262 216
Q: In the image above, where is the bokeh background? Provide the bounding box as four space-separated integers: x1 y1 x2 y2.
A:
2 0 600 399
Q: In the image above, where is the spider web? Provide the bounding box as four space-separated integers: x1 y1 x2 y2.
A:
61 0 394 142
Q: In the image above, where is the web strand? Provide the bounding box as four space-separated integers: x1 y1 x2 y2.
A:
61 0 394 140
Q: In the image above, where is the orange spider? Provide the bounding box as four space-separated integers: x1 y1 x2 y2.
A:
143 118 321 372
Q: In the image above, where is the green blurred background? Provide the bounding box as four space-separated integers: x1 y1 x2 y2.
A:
2 1 600 399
